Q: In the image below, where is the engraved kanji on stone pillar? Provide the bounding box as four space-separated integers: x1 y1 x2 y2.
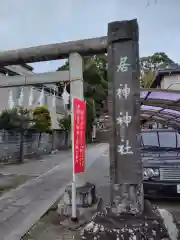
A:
107 19 143 214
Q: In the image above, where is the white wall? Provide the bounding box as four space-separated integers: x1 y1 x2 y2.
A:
0 72 11 111
160 74 180 90
12 86 65 129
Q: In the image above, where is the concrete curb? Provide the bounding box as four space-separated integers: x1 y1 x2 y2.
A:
158 208 179 240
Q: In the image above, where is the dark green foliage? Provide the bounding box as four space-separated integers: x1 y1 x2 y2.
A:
56 54 108 141
32 106 52 132
140 52 175 88
0 106 33 163
0 107 32 130
58 115 71 132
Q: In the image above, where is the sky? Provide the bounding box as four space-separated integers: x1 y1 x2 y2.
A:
0 0 179 73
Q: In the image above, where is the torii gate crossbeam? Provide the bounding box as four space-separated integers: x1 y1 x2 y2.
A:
0 36 107 67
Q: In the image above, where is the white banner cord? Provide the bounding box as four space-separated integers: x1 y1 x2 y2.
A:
18 87 24 106
62 84 70 108
28 87 34 107
52 86 57 108
8 90 14 109
38 87 44 106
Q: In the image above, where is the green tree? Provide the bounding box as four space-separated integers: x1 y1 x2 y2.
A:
32 106 52 148
0 108 18 130
0 107 32 130
57 55 107 107
83 55 108 117
56 55 108 140
85 98 95 142
140 52 175 88
0 106 32 163
32 106 51 132
58 115 71 132
140 70 156 88
58 115 71 147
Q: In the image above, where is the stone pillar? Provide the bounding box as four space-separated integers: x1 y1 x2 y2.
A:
107 19 143 214
80 19 179 240
57 53 96 218
69 52 85 187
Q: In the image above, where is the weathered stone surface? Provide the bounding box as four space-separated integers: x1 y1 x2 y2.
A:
107 19 143 214
111 182 144 215
63 182 96 207
80 201 177 240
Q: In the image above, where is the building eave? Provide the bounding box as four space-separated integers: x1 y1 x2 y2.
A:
150 68 180 88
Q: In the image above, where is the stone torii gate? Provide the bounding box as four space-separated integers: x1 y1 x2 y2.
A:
0 19 150 233
0 19 141 211
0 19 175 240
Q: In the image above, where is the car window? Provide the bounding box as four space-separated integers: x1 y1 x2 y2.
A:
141 132 159 147
176 132 180 147
158 132 176 148
141 131 179 148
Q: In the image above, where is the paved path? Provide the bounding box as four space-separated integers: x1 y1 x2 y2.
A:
0 145 99 176
22 147 110 240
0 143 108 240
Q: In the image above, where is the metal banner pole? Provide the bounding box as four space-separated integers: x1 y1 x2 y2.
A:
71 97 77 221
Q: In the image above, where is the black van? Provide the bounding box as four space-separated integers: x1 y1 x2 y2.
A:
141 129 180 198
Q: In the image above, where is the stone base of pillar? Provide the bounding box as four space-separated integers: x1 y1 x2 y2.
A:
57 182 97 218
65 182 96 207
79 200 179 240
111 182 144 215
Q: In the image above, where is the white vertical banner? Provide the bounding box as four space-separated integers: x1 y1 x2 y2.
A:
18 87 24 106
39 87 44 106
52 86 56 108
62 84 70 108
8 90 14 109
28 87 34 106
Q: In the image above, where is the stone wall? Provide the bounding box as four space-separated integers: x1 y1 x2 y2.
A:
0 130 70 162
95 109 112 143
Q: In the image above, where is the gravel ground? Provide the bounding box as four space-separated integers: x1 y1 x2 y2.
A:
23 199 180 240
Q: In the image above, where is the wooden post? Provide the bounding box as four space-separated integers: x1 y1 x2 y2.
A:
107 19 143 214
